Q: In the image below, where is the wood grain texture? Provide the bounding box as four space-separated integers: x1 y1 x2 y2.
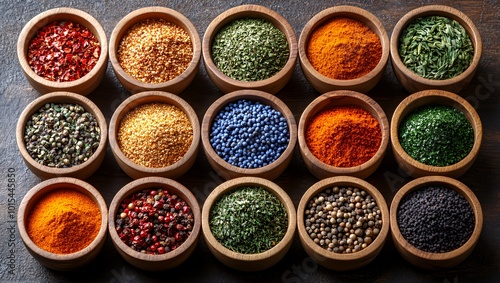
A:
3 0 500 281
108 7 201 95
17 7 108 96
298 6 390 93
202 4 298 94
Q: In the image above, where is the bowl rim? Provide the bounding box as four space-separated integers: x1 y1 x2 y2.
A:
298 5 390 87
201 176 297 262
202 4 298 90
17 7 108 91
17 177 108 260
108 91 200 176
107 176 201 262
15 91 108 177
298 90 389 177
201 89 297 179
108 6 201 92
389 176 483 261
390 89 482 175
297 176 390 261
390 4 482 87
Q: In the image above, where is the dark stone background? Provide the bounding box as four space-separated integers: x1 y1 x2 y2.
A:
1 0 499 282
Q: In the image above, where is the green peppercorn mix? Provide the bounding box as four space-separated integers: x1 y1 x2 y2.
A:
24 103 101 168
399 104 474 166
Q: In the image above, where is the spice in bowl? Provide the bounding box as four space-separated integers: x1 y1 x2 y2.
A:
24 103 101 168
306 17 382 80
209 99 290 169
399 104 474 166
304 186 382 254
117 102 193 168
211 18 289 82
305 105 382 167
27 188 101 254
209 186 288 254
118 18 193 84
27 21 101 82
397 185 474 253
114 187 194 254
399 16 474 80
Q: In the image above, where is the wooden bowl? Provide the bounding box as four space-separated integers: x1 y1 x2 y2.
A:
298 90 389 179
297 176 389 271
17 177 108 271
390 5 482 93
390 89 482 178
109 91 200 179
109 6 201 94
108 177 201 271
390 176 483 269
16 92 108 180
298 6 389 93
201 177 296 271
17 7 108 96
202 4 297 94
201 90 297 180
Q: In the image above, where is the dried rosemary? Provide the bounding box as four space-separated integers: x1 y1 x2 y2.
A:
399 16 474 80
209 186 288 254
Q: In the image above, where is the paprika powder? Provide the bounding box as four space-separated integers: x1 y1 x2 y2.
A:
27 188 101 254
306 17 382 80
305 105 381 167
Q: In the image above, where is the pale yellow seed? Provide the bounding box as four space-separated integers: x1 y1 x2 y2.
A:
117 103 193 168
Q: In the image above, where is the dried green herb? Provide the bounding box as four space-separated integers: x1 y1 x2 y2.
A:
211 18 289 82
399 16 474 80
398 104 474 166
209 186 288 254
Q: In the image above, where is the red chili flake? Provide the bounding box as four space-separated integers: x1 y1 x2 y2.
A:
27 21 101 82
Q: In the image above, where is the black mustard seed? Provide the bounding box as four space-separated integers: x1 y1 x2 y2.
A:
397 185 474 253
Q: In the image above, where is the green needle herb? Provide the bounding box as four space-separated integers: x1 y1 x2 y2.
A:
398 104 474 166
209 186 288 254
211 18 289 82
399 16 474 80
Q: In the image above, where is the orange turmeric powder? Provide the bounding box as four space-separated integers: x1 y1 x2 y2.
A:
27 188 101 254
306 105 381 167
307 17 382 80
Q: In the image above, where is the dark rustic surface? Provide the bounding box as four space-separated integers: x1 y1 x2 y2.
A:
1 0 499 282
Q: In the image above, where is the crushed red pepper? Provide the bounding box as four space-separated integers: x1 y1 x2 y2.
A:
27 21 101 82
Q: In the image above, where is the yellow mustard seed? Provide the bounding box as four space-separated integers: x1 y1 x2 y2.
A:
117 102 193 168
117 18 193 84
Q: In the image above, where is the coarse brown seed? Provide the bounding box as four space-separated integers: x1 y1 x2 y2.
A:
117 102 193 168
117 18 193 84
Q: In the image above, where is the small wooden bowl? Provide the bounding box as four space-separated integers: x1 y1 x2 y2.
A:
202 4 297 94
109 91 200 179
298 6 389 93
17 7 108 96
390 176 483 269
108 177 201 271
201 90 297 180
109 6 201 94
390 89 482 178
201 177 296 271
298 90 389 179
16 92 108 180
297 176 389 271
17 177 108 271
390 5 482 93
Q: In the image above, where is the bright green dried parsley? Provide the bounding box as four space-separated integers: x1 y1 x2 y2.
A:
399 16 474 80
398 104 474 166
211 18 289 82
